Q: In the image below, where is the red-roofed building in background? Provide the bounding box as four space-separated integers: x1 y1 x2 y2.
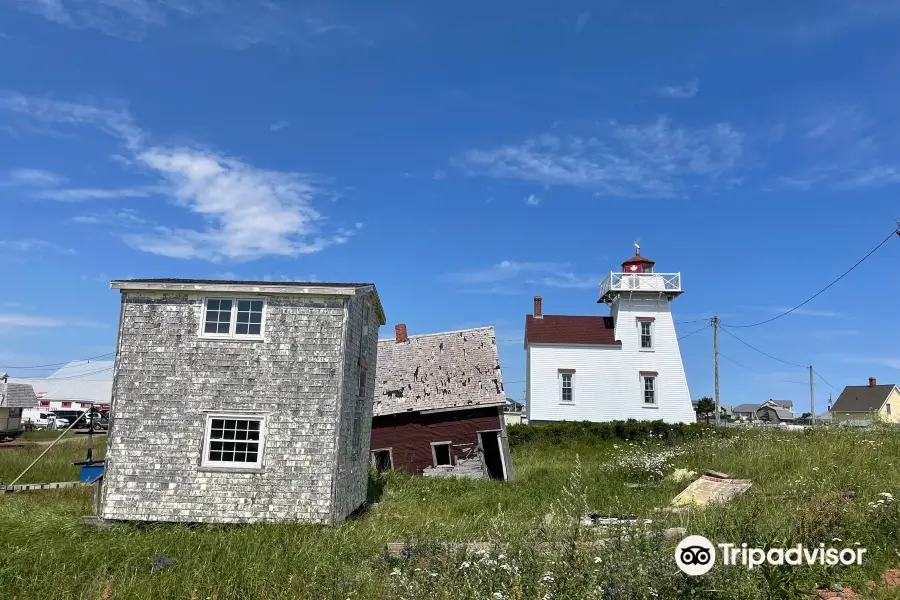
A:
524 245 695 425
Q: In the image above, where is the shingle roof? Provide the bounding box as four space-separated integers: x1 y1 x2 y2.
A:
832 384 897 413
1 383 38 408
732 403 759 413
374 327 505 417
525 315 621 346
112 278 373 287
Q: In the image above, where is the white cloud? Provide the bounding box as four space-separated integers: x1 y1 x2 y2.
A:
270 120 290 132
0 93 355 262
456 117 744 198
575 10 591 32
432 169 447 180
3 168 65 187
657 79 699 99
741 305 841 318
840 356 900 369
73 208 147 226
35 186 159 201
0 239 76 254
0 313 63 327
7 0 356 49
524 193 540 206
445 260 599 292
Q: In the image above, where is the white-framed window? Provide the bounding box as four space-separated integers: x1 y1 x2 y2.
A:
559 370 575 403
641 373 657 406
201 297 266 339
638 319 654 350
888 404 892 416
431 441 452 466
202 414 266 469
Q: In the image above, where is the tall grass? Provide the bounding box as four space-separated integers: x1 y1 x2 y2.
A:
1 427 899 598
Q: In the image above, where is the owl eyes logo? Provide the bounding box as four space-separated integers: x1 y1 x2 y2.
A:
675 535 716 575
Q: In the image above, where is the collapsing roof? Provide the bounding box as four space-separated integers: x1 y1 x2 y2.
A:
1 383 38 408
374 326 505 417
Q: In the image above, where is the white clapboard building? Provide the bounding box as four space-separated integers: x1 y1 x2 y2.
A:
525 246 695 425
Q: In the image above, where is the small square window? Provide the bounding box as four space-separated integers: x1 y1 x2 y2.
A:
203 415 265 469
432 442 452 466
202 297 265 339
61 401 72 408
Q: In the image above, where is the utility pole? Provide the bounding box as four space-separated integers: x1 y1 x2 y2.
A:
809 366 816 426
713 316 720 427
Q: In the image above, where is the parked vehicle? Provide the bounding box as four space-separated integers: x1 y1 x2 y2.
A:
21 408 70 429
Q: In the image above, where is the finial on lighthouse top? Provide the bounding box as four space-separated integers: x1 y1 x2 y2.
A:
621 243 655 273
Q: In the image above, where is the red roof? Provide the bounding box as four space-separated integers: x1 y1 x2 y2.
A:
525 315 621 345
622 254 655 266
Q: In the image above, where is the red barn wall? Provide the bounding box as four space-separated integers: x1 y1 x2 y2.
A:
370 406 504 473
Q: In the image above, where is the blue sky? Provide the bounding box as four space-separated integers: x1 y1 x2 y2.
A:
1 0 899 415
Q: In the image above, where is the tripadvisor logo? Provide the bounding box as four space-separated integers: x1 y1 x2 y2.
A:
675 535 867 576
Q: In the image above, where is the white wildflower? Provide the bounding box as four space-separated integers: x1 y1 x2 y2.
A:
593 556 602 564
459 561 471 570
390 568 402 576
540 572 555 583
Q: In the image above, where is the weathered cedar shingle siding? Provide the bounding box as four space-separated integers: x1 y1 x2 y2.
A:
101 289 379 524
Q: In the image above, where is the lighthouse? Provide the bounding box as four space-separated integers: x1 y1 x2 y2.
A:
524 245 696 425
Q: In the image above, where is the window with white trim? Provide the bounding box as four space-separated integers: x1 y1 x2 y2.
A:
642 375 657 405
638 319 653 349
202 415 265 468
202 298 265 338
560 372 574 403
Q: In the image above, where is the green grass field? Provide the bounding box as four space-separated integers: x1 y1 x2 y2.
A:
2 426 900 599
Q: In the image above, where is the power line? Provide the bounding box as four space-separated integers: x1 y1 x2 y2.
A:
675 318 712 325
0 353 114 370
724 225 900 328
718 327 807 369
12 366 114 380
719 353 808 385
813 369 840 392
678 323 710 341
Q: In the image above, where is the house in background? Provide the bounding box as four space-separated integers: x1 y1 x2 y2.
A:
372 325 513 480
100 278 385 525
755 400 797 424
525 246 695 425
831 377 899 425
504 398 527 426
10 360 114 412
0 375 37 437
733 400 794 422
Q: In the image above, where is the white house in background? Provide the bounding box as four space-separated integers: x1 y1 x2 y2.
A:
525 246 695 425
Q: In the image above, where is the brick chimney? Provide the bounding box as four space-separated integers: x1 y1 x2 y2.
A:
533 296 543 319
869 376 877 387
395 324 408 343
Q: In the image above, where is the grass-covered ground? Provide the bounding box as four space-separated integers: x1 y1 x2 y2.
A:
2 425 900 599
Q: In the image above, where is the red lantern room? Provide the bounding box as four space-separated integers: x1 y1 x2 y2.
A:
621 243 655 274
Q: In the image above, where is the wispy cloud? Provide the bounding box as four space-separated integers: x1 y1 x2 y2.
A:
445 260 599 292
0 92 358 262
269 120 290 132
7 0 356 49
575 10 591 33
0 314 64 327
432 169 448 180
839 355 900 370
455 117 744 198
2 168 66 187
656 79 699 99
73 208 147 226
2 165 159 202
524 193 540 206
0 239 76 254
740 305 842 318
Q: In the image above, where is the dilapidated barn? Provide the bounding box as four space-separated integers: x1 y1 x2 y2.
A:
372 325 513 480
100 278 385 524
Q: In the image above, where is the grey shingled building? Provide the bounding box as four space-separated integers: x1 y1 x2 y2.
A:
100 279 385 524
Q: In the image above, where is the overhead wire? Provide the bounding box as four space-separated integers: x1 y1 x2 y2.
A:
0 352 114 370
724 225 900 328
718 326 807 369
813 369 840 392
678 323 711 341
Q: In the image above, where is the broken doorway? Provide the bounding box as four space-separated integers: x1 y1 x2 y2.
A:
478 430 506 480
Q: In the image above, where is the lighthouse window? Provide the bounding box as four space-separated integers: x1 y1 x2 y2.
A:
642 375 657 405
639 320 653 349
559 372 574 403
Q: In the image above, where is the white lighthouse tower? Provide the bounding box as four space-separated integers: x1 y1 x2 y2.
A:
598 245 696 423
